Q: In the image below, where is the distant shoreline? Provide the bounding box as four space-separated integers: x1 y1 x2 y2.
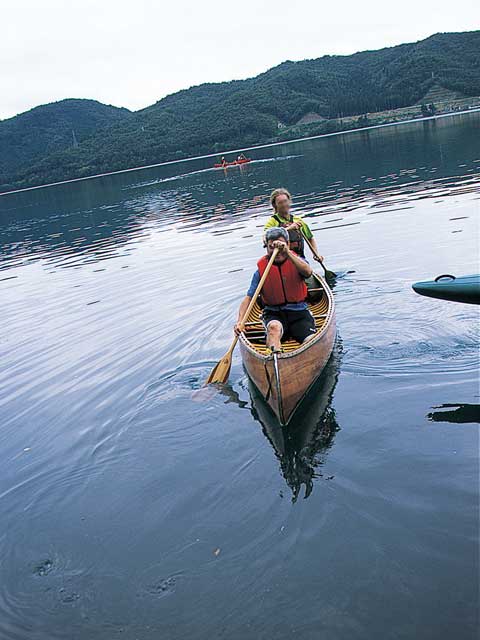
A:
1 107 479 197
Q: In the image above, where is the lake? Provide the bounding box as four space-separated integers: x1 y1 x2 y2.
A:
0 112 479 639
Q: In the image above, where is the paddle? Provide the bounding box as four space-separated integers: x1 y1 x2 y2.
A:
300 228 336 279
205 247 280 385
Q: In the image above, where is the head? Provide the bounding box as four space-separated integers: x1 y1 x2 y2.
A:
270 187 292 218
264 226 289 262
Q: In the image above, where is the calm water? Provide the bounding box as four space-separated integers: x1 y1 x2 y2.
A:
1 113 479 640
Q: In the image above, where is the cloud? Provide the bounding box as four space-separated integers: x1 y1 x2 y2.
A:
1 0 478 119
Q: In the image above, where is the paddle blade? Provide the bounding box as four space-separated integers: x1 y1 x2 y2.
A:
205 352 232 385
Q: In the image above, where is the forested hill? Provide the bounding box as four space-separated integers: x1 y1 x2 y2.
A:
2 31 479 192
0 100 131 184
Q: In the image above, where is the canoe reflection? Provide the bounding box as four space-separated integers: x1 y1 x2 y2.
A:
249 342 342 502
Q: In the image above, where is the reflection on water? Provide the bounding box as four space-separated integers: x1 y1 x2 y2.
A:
250 343 342 502
1 169 478 273
0 112 478 640
428 404 480 424
1 113 480 277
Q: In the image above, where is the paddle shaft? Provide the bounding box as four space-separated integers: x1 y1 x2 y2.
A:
204 248 280 384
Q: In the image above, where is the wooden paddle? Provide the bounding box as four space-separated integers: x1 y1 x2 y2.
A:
300 228 336 279
205 247 279 385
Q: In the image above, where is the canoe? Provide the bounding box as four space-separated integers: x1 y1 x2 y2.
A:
214 158 251 168
239 272 336 426
412 273 480 305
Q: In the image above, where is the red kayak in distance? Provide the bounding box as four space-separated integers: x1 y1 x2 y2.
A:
214 158 252 168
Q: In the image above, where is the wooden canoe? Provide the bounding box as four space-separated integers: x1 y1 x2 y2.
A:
239 272 336 426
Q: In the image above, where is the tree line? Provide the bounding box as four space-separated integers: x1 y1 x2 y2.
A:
1 30 479 192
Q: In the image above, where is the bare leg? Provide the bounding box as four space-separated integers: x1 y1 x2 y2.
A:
266 320 283 351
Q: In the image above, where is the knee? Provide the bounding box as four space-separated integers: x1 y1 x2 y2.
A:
267 320 283 337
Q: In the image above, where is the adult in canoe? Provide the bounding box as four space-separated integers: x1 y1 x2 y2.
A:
234 227 316 352
264 188 323 261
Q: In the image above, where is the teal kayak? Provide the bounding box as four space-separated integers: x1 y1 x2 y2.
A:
412 274 480 305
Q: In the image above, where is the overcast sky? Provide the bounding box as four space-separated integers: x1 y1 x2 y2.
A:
1 0 478 120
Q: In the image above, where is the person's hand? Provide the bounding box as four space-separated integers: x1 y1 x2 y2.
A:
272 240 288 253
234 322 243 336
287 221 301 231
313 254 324 263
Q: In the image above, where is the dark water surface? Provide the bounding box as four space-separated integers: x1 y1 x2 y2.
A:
1 113 479 639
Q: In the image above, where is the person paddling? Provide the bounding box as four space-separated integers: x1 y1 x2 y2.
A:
234 227 316 353
264 188 323 262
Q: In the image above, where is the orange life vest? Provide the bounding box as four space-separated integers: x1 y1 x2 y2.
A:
257 253 307 306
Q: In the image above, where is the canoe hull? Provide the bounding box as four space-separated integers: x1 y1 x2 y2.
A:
214 159 251 168
249 345 340 456
239 275 336 425
248 346 341 499
412 274 480 305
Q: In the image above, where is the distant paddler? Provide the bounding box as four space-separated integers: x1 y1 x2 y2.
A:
234 227 316 353
264 188 323 262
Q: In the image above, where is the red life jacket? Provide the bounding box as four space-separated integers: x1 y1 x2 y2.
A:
257 253 307 306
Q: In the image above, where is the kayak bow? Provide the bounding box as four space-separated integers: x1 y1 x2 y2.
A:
412 273 480 305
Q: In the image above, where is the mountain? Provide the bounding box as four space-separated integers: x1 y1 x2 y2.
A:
1 31 479 192
0 99 131 186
